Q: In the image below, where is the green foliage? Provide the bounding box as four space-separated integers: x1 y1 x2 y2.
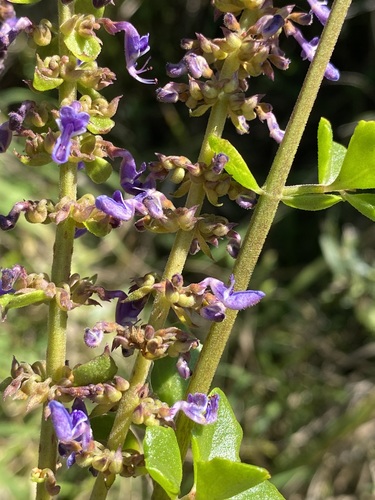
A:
194 459 270 500
0 290 51 318
144 426 182 499
208 135 263 194
317 117 347 185
191 389 282 499
329 120 375 190
63 26 102 63
8 0 41 3
209 119 375 219
143 389 283 498
85 157 113 184
151 345 202 406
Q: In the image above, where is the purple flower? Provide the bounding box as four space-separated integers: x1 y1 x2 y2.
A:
166 393 219 425
0 264 26 294
307 0 331 25
101 19 156 84
93 0 114 7
52 101 90 165
48 399 93 467
226 229 241 258
8 100 35 132
200 301 226 322
116 149 156 194
289 25 339 81
115 293 147 326
0 14 32 72
211 153 229 174
257 14 285 38
256 103 285 143
199 274 265 311
176 353 192 379
0 121 12 153
96 188 167 222
84 327 104 348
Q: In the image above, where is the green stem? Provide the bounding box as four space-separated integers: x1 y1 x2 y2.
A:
90 34 244 500
36 2 77 499
175 0 353 462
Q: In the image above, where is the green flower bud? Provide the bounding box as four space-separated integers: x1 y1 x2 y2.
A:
32 19 52 46
25 199 49 224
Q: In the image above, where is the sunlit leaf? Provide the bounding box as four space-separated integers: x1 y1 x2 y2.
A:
341 193 375 221
231 480 286 499
9 0 41 4
195 458 269 500
317 118 346 185
144 426 182 499
85 158 112 184
282 193 342 211
64 31 102 63
87 116 115 135
192 387 242 462
208 135 262 194
329 121 375 190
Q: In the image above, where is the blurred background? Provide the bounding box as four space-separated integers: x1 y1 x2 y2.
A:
1 0 375 498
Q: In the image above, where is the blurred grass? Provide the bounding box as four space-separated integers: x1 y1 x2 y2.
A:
1 0 375 498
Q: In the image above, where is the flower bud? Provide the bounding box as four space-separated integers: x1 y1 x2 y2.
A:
32 19 52 46
24 200 49 224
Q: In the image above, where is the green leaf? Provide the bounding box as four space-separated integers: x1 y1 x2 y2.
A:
0 290 50 318
83 219 112 237
33 70 64 91
192 388 242 462
64 31 102 63
281 193 342 211
195 458 270 500
87 116 115 135
9 0 41 3
317 118 346 185
144 426 182 499
151 345 202 406
208 135 262 194
85 158 112 184
231 480 286 499
341 193 375 221
329 121 375 190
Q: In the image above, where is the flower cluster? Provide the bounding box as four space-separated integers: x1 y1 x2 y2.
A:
157 0 339 138
0 0 304 495
114 272 265 326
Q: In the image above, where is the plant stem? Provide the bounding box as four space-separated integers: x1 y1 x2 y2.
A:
36 2 77 499
90 34 245 500
175 0 353 462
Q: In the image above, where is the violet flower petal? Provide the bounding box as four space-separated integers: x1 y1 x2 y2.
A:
167 393 219 424
307 0 331 25
95 191 136 220
52 101 90 164
102 19 157 84
199 275 265 310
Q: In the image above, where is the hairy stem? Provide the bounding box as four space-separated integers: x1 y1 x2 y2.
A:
175 0 353 462
36 2 77 499
90 36 244 500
